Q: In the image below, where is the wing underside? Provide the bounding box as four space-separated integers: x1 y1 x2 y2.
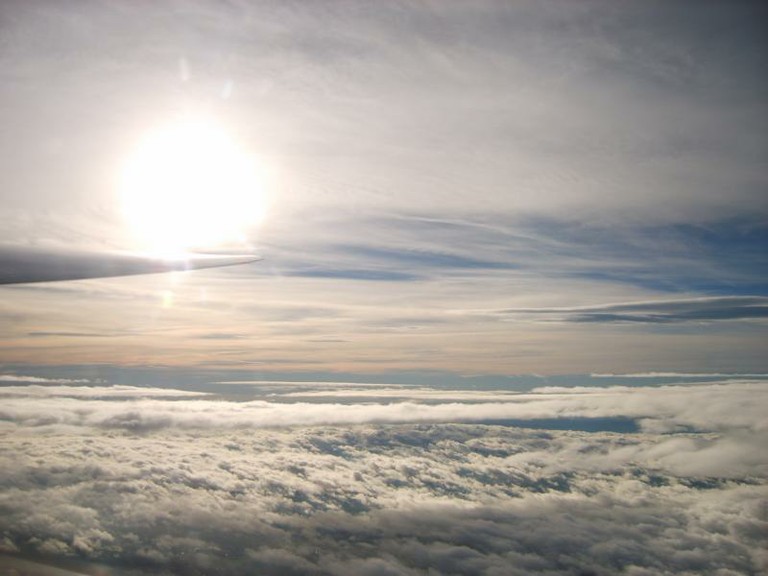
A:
0 247 260 285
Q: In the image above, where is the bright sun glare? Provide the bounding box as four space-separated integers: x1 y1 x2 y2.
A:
119 119 269 254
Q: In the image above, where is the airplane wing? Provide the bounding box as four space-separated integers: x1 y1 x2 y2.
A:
0 246 260 285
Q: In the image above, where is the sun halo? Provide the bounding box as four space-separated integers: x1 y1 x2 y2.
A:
118 119 269 255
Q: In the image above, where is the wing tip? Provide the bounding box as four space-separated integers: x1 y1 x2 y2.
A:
181 253 263 269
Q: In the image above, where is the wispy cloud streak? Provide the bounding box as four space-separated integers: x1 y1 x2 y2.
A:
485 296 768 324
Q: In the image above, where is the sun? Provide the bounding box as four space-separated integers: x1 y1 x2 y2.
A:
118 118 269 254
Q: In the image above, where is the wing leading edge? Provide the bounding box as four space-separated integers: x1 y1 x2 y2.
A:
0 246 260 285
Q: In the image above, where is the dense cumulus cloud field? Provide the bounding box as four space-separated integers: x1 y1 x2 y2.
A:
0 380 766 575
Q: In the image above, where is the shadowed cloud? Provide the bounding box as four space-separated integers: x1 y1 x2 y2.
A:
0 380 765 575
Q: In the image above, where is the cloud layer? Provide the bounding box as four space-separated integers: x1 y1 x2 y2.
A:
0 379 766 575
1 425 764 575
2 380 766 439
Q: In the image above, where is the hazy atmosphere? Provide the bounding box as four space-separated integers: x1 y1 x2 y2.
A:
1 1 766 575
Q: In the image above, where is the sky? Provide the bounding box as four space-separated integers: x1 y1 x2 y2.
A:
0 0 766 377
0 1 766 575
